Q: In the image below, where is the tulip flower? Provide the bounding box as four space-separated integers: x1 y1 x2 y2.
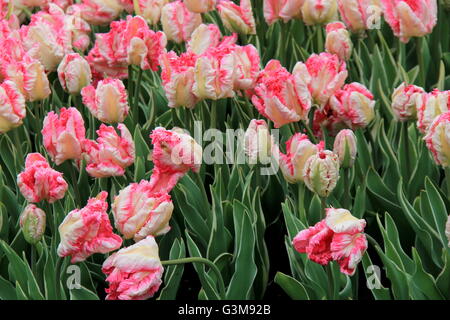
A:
20 204 46 245
337 0 382 33
325 22 353 61
161 1 202 44
329 82 375 130
217 0 256 35
0 80 26 134
17 153 68 203
293 53 348 108
263 0 304 25
244 119 273 164
42 107 86 165
149 127 203 193
135 0 169 25
381 0 437 43
66 13 91 52
301 0 338 26
390 82 424 122
424 111 450 167
58 53 92 95
333 129 357 168
278 133 323 183
187 24 222 56
232 44 260 91
293 208 367 275
67 0 124 26
160 51 199 109
184 0 216 13
102 236 164 300
417 90 449 134
112 180 174 241
82 124 135 178
303 150 340 197
81 78 130 124
251 60 311 128
57 192 123 263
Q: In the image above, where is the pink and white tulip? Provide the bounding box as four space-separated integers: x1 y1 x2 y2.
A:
42 107 86 165
244 119 273 164
184 0 216 13
293 53 348 108
81 78 129 124
301 0 338 25
337 0 382 33
217 0 256 35
102 236 164 300
67 0 124 26
251 60 311 128
325 22 353 61
58 53 92 95
83 124 135 178
424 111 450 167
112 180 174 241
303 150 340 197
417 90 450 134
161 0 202 44
17 153 68 203
390 82 424 122
263 0 304 25
232 44 260 91
0 80 26 133
57 191 122 263
381 0 437 43
187 24 222 56
333 129 357 168
135 0 169 25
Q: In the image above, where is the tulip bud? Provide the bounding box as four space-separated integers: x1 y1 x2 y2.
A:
244 119 273 164
329 82 375 130
161 1 202 43
278 134 323 183
184 0 216 13
81 79 129 124
325 22 352 61
20 204 46 244
301 0 338 26
217 0 256 35
424 111 450 167
102 236 164 300
333 129 357 168
417 89 449 134
303 150 340 197
0 80 26 134
337 0 382 33
381 0 437 43
391 82 424 122
58 53 92 95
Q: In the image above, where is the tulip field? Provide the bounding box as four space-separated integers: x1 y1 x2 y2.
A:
1 0 450 302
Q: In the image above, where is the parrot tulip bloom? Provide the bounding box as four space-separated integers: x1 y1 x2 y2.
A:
263 0 304 25
329 82 375 130
244 119 273 164
417 90 450 134
278 133 323 183
136 0 168 25
301 0 338 25
337 0 382 33
390 82 424 122
57 192 123 263
17 153 68 203
293 208 367 275
424 111 450 167
217 0 256 35
232 44 260 91
83 124 135 178
160 51 199 109
333 129 357 168
67 0 124 26
303 150 340 197
184 0 216 13
58 53 92 95
149 127 203 193
325 22 353 61
102 236 164 300
81 79 130 124
293 53 348 108
187 24 222 56
381 0 437 43
112 180 174 241
42 107 86 165
161 1 202 44
20 204 46 245
251 60 311 128
0 80 26 134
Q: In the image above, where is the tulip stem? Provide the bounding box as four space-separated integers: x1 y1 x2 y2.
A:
298 183 306 223
343 168 350 209
403 122 411 179
326 264 335 300
321 197 327 219
161 257 226 299
67 162 81 207
55 257 63 300
211 100 217 129
416 37 425 87
445 167 450 200
133 68 143 116
12 128 24 167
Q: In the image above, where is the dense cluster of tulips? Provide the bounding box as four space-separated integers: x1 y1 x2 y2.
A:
0 0 450 301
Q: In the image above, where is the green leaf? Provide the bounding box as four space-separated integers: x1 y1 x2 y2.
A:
69 286 100 300
274 272 309 300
